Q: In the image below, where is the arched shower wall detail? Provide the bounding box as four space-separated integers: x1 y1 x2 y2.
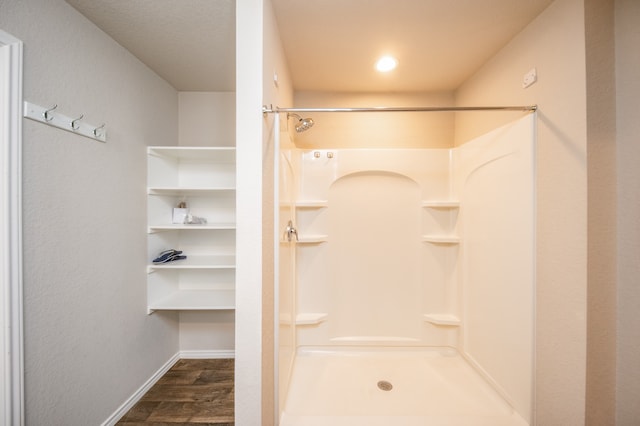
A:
292 151 461 349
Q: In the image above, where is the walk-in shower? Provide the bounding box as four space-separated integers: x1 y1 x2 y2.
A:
270 105 537 426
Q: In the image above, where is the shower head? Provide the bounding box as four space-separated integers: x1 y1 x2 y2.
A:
288 113 315 133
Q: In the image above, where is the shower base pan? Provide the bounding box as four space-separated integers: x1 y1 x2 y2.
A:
280 347 529 426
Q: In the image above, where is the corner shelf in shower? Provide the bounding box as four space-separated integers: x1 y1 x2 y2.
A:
295 313 328 325
296 234 329 244
295 200 328 208
278 313 328 325
423 314 461 326
421 201 460 243
421 235 460 244
421 201 460 209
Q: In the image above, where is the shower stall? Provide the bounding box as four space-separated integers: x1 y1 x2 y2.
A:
274 109 536 426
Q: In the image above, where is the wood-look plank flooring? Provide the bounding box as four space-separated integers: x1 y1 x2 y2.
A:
117 359 234 425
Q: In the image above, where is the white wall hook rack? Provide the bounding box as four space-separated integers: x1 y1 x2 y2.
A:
23 101 107 142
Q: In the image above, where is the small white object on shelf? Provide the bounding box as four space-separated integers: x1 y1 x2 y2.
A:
172 207 189 224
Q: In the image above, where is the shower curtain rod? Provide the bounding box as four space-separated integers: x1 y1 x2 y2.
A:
262 104 537 113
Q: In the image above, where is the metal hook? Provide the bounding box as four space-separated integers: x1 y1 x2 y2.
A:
71 114 84 130
93 123 105 137
43 104 57 122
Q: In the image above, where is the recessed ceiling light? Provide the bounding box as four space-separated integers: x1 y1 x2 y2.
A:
375 56 398 72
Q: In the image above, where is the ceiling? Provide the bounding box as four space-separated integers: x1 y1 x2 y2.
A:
66 0 554 93
65 0 236 91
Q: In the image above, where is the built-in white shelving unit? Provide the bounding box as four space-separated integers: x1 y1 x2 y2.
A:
147 146 236 314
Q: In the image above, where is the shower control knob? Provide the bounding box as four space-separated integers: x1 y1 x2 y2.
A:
285 220 299 242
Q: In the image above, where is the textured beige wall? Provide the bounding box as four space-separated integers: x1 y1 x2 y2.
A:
0 0 180 424
616 0 640 423
177 92 237 356
292 91 455 148
585 0 617 424
178 91 235 147
454 0 588 424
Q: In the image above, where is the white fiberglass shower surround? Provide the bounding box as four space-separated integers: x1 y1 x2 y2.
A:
274 109 536 426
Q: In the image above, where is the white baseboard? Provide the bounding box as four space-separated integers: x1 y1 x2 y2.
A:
101 352 180 426
101 350 235 425
180 349 235 359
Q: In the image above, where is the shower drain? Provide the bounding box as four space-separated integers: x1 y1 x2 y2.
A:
377 380 393 391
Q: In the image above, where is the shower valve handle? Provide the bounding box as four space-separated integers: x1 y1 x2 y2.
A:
285 220 299 242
